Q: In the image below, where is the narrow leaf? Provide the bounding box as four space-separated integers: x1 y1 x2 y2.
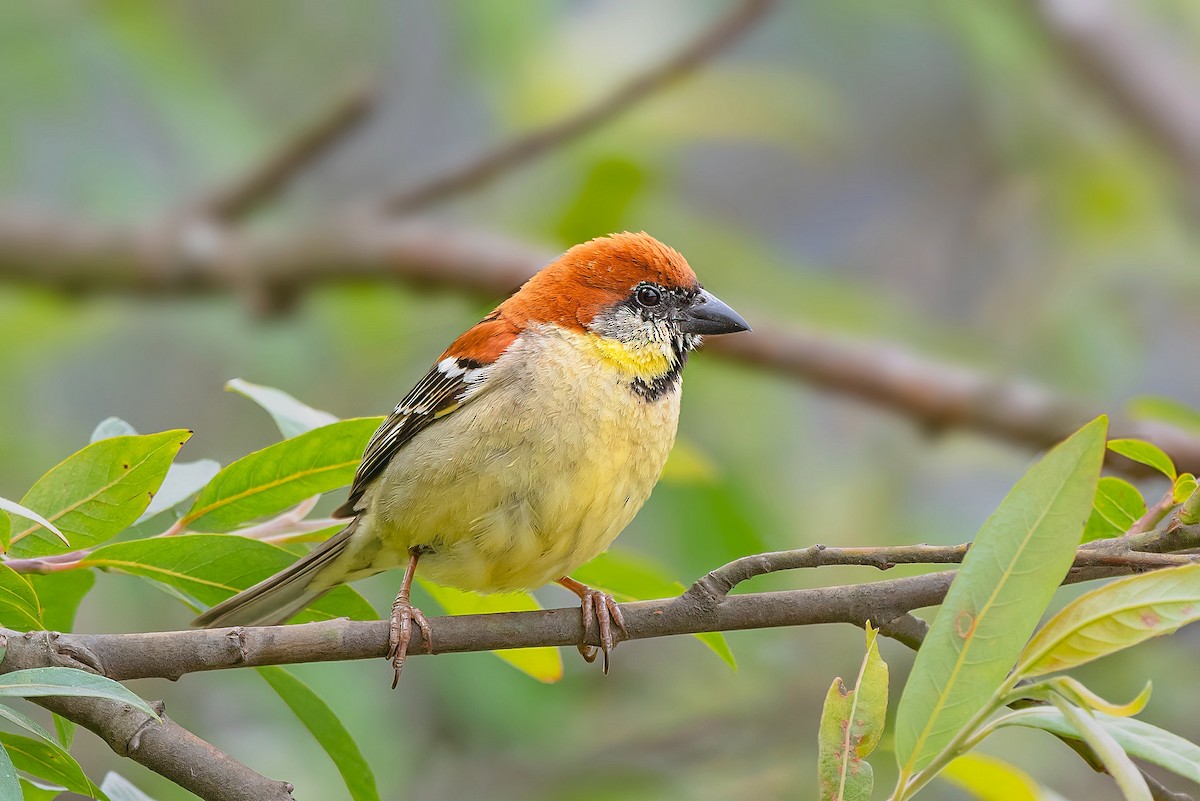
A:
257 667 380 801
0 668 158 719
21 777 67 801
818 623 888 801
1127 396 1200 434
940 753 1040 801
1051 696 1150 801
894 417 1107 774
85 535 376 623
0 512 9 552
1001 709 1200 785
1107 439 1176 480
0 706 61 755
1048 676 1150 718
11 430 192 557
181 418 380 532
53 714 76 749
0 564 42 631
1083 477 1145 542
1016 563 1200 677
421 582 563 682
0 496 68 548
0 742 20 801
227 378 340 439
0 732 101 798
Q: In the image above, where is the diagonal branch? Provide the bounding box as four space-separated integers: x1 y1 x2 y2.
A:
381 0 775 215
194 77 376 223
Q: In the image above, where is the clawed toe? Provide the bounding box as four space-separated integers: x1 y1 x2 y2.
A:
388 597 431 689
558 577 627 674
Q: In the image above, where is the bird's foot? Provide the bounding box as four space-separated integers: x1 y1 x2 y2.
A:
566 582 627 674
387 594 431 688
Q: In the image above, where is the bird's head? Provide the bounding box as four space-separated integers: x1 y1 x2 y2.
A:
502 232 750 383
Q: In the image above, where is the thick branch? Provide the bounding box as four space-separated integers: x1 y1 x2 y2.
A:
2 212 1198 475
2 634 291 801
381 0 774 214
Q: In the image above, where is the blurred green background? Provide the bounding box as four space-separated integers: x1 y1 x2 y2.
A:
2 1 1200 799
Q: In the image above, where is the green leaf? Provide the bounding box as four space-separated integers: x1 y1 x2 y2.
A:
1001 709 1200 785
421 582 563 683
0 705 68 756
84 534 376 623
100 771 159 801
180 418 381 532
0 732 101 798
940 753 1040 801
573 550 736 669
21 777 68 801
0 742 20 801
0 511 10 552
818 623 888 801
0 563 41 631
1107 439 1176 480
1016 563 1200 677
660 438 718 485
0 668 158 719
1051 696 1150 801
52 714 76 749
29 570 96 633
894 417 1108 775
10 430 192 557
1176 473 1198 505
257 667 380 801
0 496 67 550
1083 477 1145 542
227 378 339 439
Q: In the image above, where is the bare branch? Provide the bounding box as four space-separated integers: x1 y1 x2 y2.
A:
1 210 1197 474
194 77 376 223
381 0 775 215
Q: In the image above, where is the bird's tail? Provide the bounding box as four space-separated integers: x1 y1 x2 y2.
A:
192 519 357 628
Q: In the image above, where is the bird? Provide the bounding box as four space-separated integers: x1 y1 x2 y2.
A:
194 232 750 684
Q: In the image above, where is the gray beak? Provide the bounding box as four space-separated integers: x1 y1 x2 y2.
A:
678 289 751 335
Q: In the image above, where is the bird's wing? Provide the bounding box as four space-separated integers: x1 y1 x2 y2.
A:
333 356 492 518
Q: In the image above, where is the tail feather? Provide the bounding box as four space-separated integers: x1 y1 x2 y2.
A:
193 521 357 628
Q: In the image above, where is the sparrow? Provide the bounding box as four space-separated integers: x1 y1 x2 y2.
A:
194 232 750 684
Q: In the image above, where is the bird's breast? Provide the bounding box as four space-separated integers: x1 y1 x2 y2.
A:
364 326 681 593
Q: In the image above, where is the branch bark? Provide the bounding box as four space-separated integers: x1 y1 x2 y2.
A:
1 211 1197 475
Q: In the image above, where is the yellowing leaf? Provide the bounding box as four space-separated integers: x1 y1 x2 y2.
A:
420 582 563 683
818 623 888 801
940 753 1041 801
1016 563 1200 677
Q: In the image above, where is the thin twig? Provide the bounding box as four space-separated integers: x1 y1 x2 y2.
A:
381 0 774 214
196 77 375 223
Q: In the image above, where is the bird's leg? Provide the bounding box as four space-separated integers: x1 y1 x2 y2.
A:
388 546 432 688
556 576 628 674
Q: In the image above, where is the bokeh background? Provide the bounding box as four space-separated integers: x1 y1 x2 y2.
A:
3 1 1200 799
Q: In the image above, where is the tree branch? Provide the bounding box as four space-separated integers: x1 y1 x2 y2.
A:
1 634 292 801
380 0 775 215
2 211 1197 475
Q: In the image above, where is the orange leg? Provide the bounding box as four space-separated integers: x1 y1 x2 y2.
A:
557 576 628 674
388 547 432 688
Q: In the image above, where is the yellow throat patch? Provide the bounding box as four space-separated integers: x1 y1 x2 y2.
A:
583 333 674 379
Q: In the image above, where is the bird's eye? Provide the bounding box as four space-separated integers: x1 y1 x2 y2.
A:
636 286 662 308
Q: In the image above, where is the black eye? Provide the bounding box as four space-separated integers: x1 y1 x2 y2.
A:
636 286 662 307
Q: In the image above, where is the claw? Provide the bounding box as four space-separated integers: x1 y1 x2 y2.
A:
388 596 431 689
558 577 626 674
